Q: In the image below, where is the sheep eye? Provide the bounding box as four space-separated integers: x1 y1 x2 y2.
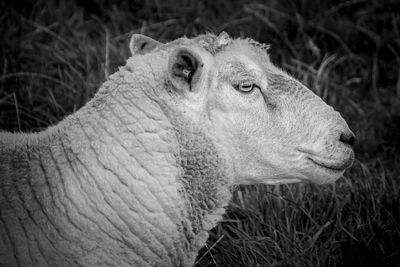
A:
235 81 256 93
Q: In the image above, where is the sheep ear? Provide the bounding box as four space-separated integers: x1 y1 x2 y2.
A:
129 34 162 55
168 47 204 93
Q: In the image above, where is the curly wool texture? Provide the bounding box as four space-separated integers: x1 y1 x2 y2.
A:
0 56 234 267
171 114 232 250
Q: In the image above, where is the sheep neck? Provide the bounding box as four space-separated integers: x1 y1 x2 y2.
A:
167 112 232 257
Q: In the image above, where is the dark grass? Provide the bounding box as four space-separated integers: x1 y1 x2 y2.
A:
1 0 400 266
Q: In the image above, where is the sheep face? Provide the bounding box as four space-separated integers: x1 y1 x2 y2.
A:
210 45 355 185
129 33 355 185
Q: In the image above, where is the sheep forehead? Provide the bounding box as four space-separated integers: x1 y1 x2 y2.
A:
165 32 270 60
197 33 270 60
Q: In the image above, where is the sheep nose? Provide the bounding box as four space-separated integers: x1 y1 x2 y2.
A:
339 131 355 147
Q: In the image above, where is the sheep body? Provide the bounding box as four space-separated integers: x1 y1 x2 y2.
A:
0 71 211 266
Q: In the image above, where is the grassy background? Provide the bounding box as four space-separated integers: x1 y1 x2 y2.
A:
1 0 399 266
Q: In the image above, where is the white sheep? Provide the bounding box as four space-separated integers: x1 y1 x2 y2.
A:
0 32 355 266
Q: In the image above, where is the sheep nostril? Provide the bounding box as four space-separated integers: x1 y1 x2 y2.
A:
339 132 355 147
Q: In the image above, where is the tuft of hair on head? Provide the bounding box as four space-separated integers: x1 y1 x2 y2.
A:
196 32 232 55
245 38 271 52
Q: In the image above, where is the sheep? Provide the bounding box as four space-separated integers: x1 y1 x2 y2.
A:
0 32 355 267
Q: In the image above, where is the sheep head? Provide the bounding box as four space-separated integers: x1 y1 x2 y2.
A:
127 32 355 186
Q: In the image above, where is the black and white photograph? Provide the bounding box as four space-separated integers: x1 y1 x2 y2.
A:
0 0 399 266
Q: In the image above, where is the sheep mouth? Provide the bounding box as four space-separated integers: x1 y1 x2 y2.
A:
307 156 351 171
297 148 354 171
